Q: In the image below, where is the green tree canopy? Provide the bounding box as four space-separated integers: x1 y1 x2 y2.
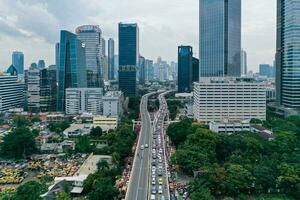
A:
0 127 37 159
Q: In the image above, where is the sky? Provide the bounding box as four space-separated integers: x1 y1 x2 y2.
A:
0 0 276 72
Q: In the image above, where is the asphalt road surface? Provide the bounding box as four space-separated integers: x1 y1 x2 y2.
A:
125 93 154 200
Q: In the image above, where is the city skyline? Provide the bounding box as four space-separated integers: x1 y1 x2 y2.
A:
0 0 275 72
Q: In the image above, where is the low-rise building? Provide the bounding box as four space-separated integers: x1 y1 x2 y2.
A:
40 140 75 153
194 77 266 123
209 121 251 134
102 91 124 118
93 115 118 132
63 124 90 138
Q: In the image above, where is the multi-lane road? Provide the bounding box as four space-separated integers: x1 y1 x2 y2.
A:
125 93 154 200
126 91 172 200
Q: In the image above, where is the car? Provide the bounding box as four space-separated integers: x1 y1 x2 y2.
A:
158 186 163 194
152 178 156 185
151 194 156 200
152 161 156 166
145 144 149 148
152 155 157 159
151 186 157 194
152 166 156 171
182 192 188 199
141 145 144 150
152 171 156 176
159 178 163 185
159 159 163 163
158 170 163 176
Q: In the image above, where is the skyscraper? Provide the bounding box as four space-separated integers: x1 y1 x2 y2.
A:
118 23 139 66
118 23 139 96
38 60 46 69
276 0 300 109
139 56 146 85
199 0 241 77
12 51 24 75
241 49 247 75
76 25 102 88
118 66 137 97
259 64 274 78
101 38 106 57
108 38 115 80
57 30 87 112
178 46 193 93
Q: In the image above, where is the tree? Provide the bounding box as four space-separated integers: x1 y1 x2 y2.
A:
97 160 109 172
90 126 103 138
13 116 30 128
88 178 119 200
166 118 193 148
188 178 215 200
15 181 46 200
75 136 93 153
0 128 37 159
31 117 41 123
224 164 254 196
54 192 71 200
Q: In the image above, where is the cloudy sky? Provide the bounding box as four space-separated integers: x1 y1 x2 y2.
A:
0 0 276 72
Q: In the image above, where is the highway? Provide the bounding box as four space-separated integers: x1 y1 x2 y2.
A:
125 93 154 200
149 91 172 200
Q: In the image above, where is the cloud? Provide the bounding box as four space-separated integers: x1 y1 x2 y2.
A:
0 0 276 72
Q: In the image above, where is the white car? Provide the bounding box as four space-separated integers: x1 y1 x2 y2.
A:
158 186 163 194
141 145 144 150
145 144 149 148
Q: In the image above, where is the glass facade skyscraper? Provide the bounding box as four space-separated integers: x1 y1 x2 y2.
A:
276 0 300 108
108 38 115 80
12 51 24 75
118 23 139 66
118 23 139 96
76 25 102 88
57 30 87 112
178 46 193 93
199 0 241 77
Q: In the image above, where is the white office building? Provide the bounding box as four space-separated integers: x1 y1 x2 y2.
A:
194 77 266 122
65 88 103 115
102 91 124 118
0 75 25 113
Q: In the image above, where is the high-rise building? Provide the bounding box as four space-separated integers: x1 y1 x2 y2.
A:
65 88 103 115
48 65 57 112
108 38 115 80
259 64 274 78
40 68 51 112
194 77 266 122
114 55 119 79
118 23 139 96
178 46 193 93
55 43 60 69
38 60 46 69
12 51 24 75
101 38 106 56
119 23 139 66
76 25 102 88
241 49 247 75
0 75 25 112
27 66 41 113
192 57 199 83
146 59 154 81
276 0 300 109
139 56 146 85
118 66 137 97
199 0 241 77
103 91 124 118
57 30 87 112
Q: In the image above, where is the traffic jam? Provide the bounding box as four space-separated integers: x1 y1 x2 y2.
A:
149 92 170 200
